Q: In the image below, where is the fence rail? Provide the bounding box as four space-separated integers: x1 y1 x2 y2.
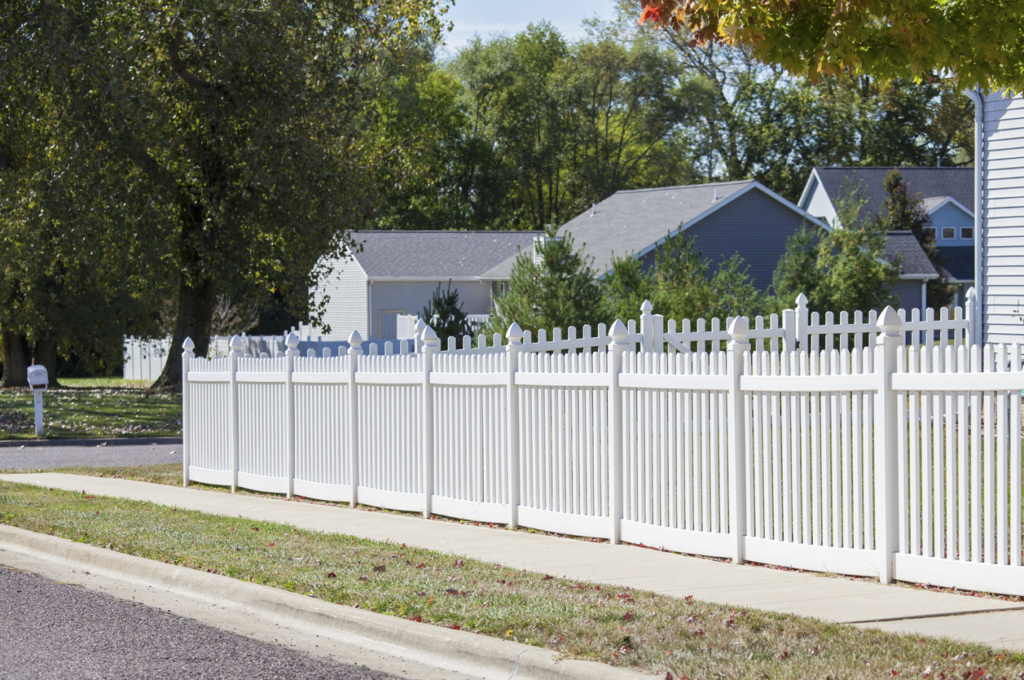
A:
182 292 1016 597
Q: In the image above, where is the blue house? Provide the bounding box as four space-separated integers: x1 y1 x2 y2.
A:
798 167 975 306
485 179 936 314
483 180 827 292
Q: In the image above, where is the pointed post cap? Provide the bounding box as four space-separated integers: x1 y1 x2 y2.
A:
229 335 243 351
182 337 195 353
876 306 902 335
727 315 750 342
285 331 300 349
348 329 362 345
795 293 808 308
609 319 628 343
640 299 654 314
420 326 439 347
414 317 426 331
966 286 977 301
506 322 523 343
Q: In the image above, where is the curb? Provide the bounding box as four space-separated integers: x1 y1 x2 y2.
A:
0 525 646 680
0 437 182 448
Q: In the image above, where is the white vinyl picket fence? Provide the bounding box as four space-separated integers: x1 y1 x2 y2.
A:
182 292 1023 597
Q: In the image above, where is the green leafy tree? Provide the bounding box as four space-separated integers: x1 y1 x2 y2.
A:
601 255 657 324
875 169 955 310
634 0 1024 93
1 0 446 388
448 22 692 229
421 282 471 347
773 195 900 315
485 225 603 337
0 86 171 386
603 231 769 325
621 0 975 200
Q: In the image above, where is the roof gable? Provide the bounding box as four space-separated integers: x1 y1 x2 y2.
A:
554 181 825 276
812 167 974 221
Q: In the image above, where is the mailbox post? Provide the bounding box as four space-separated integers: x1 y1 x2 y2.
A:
26 365 48 437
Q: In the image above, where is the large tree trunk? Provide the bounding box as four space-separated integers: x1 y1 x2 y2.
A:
32 334 61 389
1 329 30 388
151 275 217 391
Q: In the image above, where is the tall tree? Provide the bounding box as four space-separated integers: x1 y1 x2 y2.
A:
876 169 955 310
773 196 900 315
448 22 691 229
484 225 603 337
1 0 446 388
634 0 1024 93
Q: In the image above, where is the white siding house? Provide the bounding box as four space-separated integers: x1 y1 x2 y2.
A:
971 91 1024 344
312 231 538 341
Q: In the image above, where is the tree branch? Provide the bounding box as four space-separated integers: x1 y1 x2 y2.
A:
169 32 215 93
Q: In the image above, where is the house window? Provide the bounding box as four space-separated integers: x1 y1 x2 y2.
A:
960 227 974 239
922 227 936 241
941 227 956 240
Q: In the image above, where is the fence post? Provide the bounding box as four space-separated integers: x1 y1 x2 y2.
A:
421 326 439 518
348 330 363 507
874 306 904 583
782 309 796 352
228 334 243 493
414 318 426 354
285 331 300 499
181 337 195 487
506 323 523 528
640 300 654 353
966 286 978 347
726 317 750 564
608 319 629 544
795 293 809 351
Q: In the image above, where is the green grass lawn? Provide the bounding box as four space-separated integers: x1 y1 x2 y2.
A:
2 481 1021 679
0 382 180 440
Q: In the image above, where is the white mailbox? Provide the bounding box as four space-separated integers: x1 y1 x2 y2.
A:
27 365 48 391
26 364 48 436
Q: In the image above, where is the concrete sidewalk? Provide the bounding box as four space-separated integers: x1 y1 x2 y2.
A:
4 472 1024 651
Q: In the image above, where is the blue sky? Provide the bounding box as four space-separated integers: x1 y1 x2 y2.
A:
438 0 620 55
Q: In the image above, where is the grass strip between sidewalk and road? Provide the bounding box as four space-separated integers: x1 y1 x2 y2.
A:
2 481 1023 679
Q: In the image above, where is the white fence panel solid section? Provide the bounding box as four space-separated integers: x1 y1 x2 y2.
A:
293 355 352 502
236 357 289 494
185 357 232 487
742 348 879 577
516 351 611 539
431 352 509 523
620 351 734 558
891 344 1024 595
356 353 424 513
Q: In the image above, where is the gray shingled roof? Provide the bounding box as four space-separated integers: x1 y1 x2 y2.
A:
885 231 939 278
483 181 759 279
349 231 539 279
813 167 973 219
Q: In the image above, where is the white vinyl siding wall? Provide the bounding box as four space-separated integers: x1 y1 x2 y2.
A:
801 175 839 226
314 257 368 341
982 93 1024 344
369 281 494 339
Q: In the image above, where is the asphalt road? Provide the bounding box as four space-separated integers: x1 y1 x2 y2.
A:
0 438 182 470
0 566 403 680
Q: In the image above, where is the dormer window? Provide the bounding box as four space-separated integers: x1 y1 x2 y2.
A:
941 227 956 240
960 227 973 239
